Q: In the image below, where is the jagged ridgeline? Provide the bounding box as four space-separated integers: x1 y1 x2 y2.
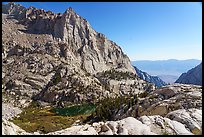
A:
2 2 155 107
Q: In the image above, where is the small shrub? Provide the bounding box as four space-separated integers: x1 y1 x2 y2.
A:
5 80 15 90
53 73 61 85
162 130 170 135
138 91 149 98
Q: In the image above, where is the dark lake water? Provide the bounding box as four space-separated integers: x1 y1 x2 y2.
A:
51 103 96 116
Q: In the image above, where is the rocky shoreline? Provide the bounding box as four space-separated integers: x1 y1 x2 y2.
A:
2 105 202 135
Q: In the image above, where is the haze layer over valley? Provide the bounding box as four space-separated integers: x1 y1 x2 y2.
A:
132 59 201 83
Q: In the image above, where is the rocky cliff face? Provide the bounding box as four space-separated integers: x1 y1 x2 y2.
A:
133 66 167 87
2 2 135 74
2 2 153 105
175 63 202 86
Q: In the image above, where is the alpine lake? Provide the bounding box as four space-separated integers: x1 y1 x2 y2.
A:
12 102 96 134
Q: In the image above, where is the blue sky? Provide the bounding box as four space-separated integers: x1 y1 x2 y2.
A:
4 2 202 61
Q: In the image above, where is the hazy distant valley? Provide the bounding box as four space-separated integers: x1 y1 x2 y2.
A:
132 59 201 83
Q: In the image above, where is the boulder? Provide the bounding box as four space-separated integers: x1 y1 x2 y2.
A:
166 108 202 135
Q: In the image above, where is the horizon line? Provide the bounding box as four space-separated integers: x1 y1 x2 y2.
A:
131 58 202 61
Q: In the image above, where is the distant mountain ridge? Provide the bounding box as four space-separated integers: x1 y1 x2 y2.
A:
131 59 201 83
133 66 166 87
175 63 202 86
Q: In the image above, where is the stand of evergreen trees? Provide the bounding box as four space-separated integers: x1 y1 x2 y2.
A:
86 94 139 122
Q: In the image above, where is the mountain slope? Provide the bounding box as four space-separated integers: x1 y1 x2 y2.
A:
133 66 166 87
2 2 135 74
175 63 202 86
2 2 154 105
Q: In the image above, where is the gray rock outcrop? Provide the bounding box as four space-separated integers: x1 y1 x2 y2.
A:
166 108 202 135
138 84 202 117
111 83 202 121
